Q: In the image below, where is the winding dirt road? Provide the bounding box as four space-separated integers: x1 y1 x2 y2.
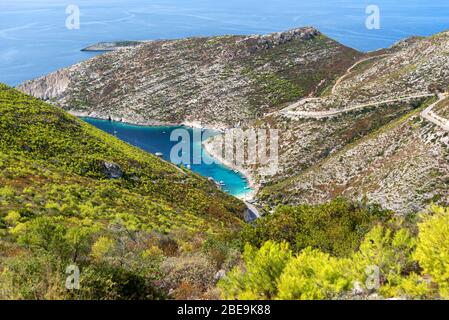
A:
266 54 436 120
282 93 435 119
263 52 449 128
420 93 449 130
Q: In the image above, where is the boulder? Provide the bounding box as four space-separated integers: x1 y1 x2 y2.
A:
103 161 123 179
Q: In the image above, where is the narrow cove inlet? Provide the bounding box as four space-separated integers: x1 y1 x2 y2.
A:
81 117 253 199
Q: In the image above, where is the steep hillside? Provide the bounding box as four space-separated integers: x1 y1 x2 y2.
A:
261 99 449 215
257 31 449 129
0 83 247 298
206 31 449 215
0 83 244 233
285 31 449 113
18 27 361 128
331 31 449 104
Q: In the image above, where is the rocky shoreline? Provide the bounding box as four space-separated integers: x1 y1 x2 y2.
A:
202 138 258 201
68 111 229 131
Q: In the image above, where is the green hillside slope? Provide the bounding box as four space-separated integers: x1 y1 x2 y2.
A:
0 83 244 299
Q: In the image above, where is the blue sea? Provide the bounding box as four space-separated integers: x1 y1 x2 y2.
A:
2 0 449 197
82 118 252 198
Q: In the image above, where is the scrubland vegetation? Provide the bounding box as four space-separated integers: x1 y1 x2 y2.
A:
1 84 448 300
220 205 449 300
0 84 243 299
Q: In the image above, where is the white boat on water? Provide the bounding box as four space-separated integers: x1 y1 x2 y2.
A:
155 152 163 157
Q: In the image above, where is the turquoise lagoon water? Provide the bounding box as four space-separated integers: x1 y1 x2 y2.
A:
82 118 252 198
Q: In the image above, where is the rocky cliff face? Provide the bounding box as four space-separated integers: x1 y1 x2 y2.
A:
18 27 360 128
20 68 73 100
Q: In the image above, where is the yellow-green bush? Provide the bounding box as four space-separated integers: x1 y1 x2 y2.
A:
277 248 352 300
414 206 449 298
219 241 292 300
240 199 393 257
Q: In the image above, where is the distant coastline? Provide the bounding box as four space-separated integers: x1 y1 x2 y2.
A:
81 40 149 52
